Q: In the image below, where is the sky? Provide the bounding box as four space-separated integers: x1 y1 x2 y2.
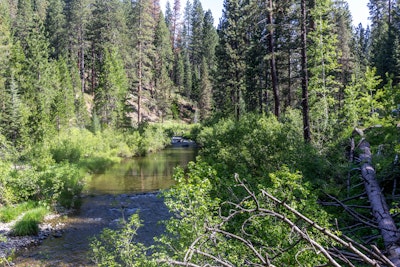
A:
159 0 370 28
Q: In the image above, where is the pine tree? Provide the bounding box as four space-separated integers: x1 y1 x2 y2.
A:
198 10 217 119
354 23 371 72
215 0 248 119
13 0 35 50
44 0 67 59
50 57 76 131
333 0 354 111
0 1 22 144
154 12 174 119
368 0 400 85
65 0 93 93
130 0 157 124
95 46 128 128
23 15 57 142
308 0 340 146
0 0 12 111
88 0 127 94
189 0 206 102
199 57 212 120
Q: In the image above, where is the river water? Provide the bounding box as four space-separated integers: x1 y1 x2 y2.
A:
12 147 197 267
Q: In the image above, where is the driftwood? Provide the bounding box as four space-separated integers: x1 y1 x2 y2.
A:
358 139 400 266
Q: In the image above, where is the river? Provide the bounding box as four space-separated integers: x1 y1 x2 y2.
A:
12 146 197 267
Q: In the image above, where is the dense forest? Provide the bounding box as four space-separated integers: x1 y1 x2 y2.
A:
2 0 400 265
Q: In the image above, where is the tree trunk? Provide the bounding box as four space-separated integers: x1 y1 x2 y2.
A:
359 139 400 266
267 0 280 119
301 0 311 143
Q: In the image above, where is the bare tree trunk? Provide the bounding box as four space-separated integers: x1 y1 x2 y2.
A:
359 139 400 266
267 0 280 119
301 0 311 143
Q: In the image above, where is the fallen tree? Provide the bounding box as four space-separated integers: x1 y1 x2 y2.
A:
358 138 400 266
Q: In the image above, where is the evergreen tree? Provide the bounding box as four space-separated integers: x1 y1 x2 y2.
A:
199 57 212 120
0 1 24 145
23 15 57 142
154 12 174 119
165 1 172 29
333 0 354 110
0 0 12 110
130 0 157 123
65 0 93 93
13 0 35 50
179 0 192 97
368 0 400 85
51 57 76 131
308 0 341 146
198 10 217 119
266 0 280 118
95 46 128 128
44 0 67 59
215 0 248 119
354 23 371 72
88 0 127 93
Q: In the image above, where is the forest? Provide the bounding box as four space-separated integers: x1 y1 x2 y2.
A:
1 0 400 265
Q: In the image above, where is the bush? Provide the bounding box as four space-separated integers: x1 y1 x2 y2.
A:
39 163 84 208
12 207 48 236
0 168 40 204
50 139 81 163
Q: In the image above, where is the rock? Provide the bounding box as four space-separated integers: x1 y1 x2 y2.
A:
53 231 63 238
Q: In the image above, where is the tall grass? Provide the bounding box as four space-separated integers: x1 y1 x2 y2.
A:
12 207 48 236
0 201 37 223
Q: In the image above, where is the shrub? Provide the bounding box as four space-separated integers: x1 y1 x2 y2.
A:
50 139 82 163
38 163 84 208
0 168 40 204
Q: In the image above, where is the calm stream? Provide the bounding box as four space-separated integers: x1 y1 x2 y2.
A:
13 147 197 267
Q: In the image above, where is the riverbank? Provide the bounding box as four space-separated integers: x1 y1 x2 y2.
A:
4 192 170 266
0 212 68 260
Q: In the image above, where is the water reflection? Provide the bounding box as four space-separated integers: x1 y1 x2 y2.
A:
86 147 198 194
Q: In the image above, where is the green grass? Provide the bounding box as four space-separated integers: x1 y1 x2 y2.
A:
0 201 37 223
12 207 49 236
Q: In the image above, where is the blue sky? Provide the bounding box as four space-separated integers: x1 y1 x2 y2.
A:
160 0 370 27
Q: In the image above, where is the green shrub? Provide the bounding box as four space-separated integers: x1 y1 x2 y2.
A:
50 139 82 163
0 168 41 204
39 163 84 208
12 207 48 236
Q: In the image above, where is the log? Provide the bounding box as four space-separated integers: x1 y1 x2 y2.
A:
359 139 400 266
